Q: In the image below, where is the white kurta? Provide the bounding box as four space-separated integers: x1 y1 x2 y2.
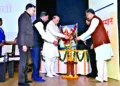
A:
42 21 65 58
79 18 113 60
34 22 54 43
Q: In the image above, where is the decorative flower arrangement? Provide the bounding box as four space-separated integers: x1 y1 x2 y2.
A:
58 41 90 62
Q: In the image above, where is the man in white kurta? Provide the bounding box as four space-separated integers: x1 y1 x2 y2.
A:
75 9 113 82
42 16 69 77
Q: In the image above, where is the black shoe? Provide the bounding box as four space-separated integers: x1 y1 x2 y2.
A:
25 79 32 83
87 73 97 78
18 82 30 86
77 74 82 76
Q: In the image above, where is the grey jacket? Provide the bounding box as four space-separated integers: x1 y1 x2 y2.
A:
17 12 33 47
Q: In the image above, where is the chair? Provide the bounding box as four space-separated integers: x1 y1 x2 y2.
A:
7 44 20 78
0 43 20 82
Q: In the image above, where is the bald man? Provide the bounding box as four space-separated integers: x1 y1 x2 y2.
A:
42 16 69 77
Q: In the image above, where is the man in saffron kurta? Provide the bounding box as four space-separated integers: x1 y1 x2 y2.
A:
75 9 113 82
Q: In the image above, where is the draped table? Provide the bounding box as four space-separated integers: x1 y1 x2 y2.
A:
40 50 91 75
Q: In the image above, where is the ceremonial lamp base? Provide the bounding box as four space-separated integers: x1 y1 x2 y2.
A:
62 61 78 79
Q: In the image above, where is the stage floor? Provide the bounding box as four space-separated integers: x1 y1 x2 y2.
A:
0 72 120 86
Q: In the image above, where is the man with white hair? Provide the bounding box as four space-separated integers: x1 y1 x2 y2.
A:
42 16 69 77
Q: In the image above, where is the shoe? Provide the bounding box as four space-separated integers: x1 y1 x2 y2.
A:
95 77 103 82
103 78 108 82
46 73 54 78
32 77 45 82
38 76 42 78
52 73 59 76
87 73 97 78
18 82 30 86
25 79 32 83
104 80 108 82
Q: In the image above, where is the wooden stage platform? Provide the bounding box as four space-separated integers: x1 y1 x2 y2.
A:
0 72 120 86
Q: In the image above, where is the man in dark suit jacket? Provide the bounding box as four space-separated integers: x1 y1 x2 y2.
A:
17 3 36 86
